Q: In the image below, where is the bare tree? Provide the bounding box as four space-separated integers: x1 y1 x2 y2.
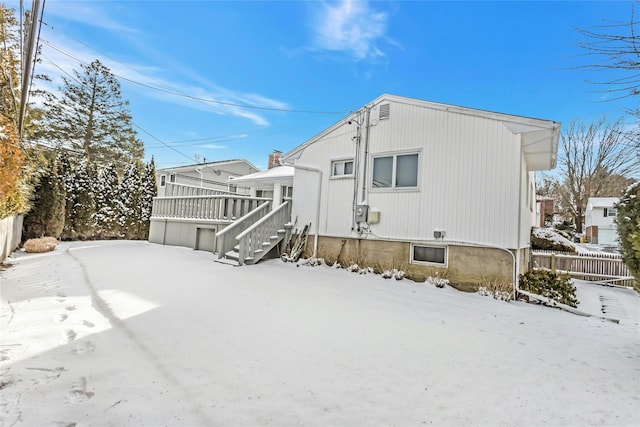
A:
557 117 637 233
575 1 640 117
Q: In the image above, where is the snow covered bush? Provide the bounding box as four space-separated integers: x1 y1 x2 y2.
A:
519 270 578 308
297 257 325 267
427 274 449 288
381 269 406 280
531 227 577 252
477 280 513 301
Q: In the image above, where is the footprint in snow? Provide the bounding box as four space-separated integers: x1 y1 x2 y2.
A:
67 377 94 404
81 320 95 328
65 305 77 311
55 314 68 323
61 329 77 344
72 341 96 356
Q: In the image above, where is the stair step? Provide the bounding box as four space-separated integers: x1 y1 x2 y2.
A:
214 257 240 266
233 245 240 251
270 235 280 240
254 249 264 254
277 229 285 234
224 250 240 260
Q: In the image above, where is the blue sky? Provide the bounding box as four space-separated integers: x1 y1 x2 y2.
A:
13 0 639 169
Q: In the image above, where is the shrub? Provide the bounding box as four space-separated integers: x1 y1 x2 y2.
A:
519 270 578 308
531 227 577 252
477 279 513 301
23 237 59 253
616 181 639 285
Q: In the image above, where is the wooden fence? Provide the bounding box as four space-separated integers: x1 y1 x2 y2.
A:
531 250 635 287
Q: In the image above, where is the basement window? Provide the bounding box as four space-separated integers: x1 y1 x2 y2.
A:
411 244 447 266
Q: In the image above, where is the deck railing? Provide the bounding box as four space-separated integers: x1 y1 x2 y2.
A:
163 182 234 197
151 195 270 221
236 201 291 265
215 201 271 258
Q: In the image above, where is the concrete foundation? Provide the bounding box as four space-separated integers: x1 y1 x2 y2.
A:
309 236 528 285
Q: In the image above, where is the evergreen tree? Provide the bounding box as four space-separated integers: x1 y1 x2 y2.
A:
23 156 66 238
118 162 142 239
93 163 120 238
44 59 144 164
59 153 75 239
66 159 97 239
616 182 640 284
137 158 157 239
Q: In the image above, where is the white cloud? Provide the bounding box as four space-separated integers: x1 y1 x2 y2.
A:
45 1 138 34
311 0 391 60
35 7 287 127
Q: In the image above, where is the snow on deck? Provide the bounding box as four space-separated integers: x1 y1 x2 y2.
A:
1 241 639 426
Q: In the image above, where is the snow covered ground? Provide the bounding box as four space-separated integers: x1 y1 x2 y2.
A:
1 240 639 427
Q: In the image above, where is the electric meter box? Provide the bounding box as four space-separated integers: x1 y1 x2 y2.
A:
355 205 369 223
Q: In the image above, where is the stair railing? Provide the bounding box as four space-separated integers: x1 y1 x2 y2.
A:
236 201 291 265
215 201 271 258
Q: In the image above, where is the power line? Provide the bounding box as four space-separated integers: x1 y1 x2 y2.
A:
41 39 350 115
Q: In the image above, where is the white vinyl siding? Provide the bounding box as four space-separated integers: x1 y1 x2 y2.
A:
290 97 528 248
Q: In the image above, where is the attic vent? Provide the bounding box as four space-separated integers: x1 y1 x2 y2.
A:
379 103 390 120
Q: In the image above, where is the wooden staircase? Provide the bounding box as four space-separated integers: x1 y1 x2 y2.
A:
218 228 287 266
215 201 291 266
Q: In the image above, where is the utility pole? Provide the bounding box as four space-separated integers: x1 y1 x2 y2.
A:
18 0 42 139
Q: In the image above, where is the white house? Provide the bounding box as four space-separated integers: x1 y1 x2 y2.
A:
585 197 620 246
156 159 259 197
282 94 561 284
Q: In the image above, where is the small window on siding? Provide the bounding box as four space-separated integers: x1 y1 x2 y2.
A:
169 174 176 183
160 175 166 187
604 208 617 217
379 103 390 120
412 245 447 266
372 153 419 189
331 159 354 177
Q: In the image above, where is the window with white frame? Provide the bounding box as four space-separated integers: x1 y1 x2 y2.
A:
372 153 419 188
160 175 166 187
331 159 354 177
604 208 617 217
411 244 447 266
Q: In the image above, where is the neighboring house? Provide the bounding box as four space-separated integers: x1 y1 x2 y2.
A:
536 197 555 228
585 197 620 246
282 94 560 284
156 159 259 197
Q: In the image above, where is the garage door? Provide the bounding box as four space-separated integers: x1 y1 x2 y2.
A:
598 228 618 246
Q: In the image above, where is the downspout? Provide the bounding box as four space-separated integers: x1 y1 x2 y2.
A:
515 140 524 296
196 167 203 188
360 105 372 204
283 162 322 259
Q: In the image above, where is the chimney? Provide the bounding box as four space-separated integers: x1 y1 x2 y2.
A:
268 150 282 169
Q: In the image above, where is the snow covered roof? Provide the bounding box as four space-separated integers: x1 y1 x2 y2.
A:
228 165 294 184
587 197 619 208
